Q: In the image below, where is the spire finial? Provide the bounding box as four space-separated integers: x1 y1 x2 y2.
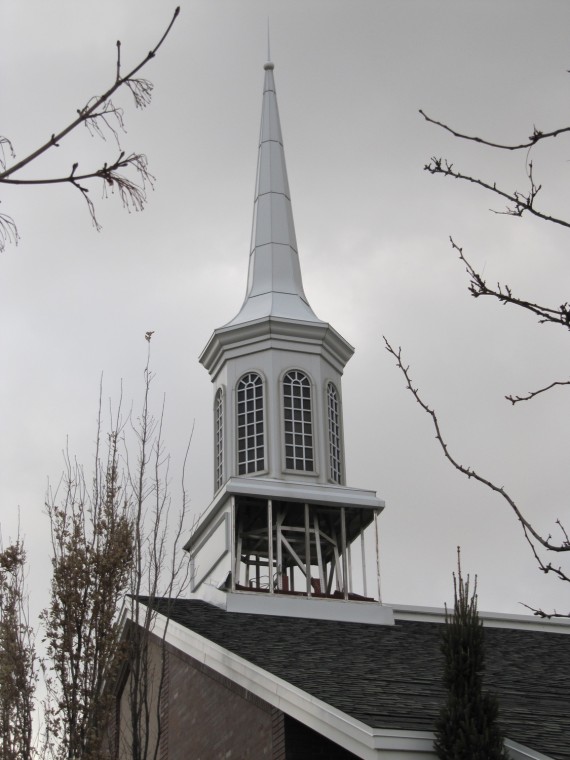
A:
265 19 273 70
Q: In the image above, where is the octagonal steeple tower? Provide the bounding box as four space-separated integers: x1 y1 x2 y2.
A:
200 60 354 485
186 59 390 625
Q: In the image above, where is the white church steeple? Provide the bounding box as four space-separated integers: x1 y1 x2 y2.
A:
187 59 391 626
227 61 321 327
200 59 354 486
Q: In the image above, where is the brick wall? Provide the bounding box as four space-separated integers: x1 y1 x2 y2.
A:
163 638 285 760
115 631 355 760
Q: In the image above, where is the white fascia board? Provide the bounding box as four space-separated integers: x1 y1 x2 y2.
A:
144 609 437 759
390 604 570 634
224 475 383 509
226 590 395 625
504 739 555 760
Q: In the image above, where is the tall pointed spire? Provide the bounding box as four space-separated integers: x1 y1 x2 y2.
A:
227 61 322 326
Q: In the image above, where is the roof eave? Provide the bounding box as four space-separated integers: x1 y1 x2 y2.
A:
185 475 383 553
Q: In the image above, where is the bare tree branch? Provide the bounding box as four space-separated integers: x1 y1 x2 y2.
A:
420 108 570 151
0 8 178 181
506 379 570 405
450 237 570 329
520 604 570 619
519 522 570 617
424 157 570 229
2 152 154 232
418 77 570 617
0 211 19 251
0 137 15 172
521 526 570 584
0 6 179 250
383 338 570 560
118 345 193 760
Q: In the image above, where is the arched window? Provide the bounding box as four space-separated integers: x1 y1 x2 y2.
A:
327 382 342 484
237 373 265 474
214 388 224 491
283 370 314 471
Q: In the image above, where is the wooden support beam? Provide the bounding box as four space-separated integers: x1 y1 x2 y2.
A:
361 521 368 598
281 534 307 576
332 543 342 592
329 514 342 592
268 499 274 594
375 509 382 603
276 506 284 590
313 513 325 590
304 503 311 596
341 507 348 600
231 496 236 592
235 515 242 586
326 559 335 595
277 524 336 545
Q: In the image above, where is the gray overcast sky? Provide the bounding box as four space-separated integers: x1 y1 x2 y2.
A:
1 0 569 615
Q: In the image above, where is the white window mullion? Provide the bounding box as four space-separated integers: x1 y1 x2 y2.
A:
283 371 314 472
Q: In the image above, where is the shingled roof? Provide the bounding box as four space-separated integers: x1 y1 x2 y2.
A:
146 598 569 759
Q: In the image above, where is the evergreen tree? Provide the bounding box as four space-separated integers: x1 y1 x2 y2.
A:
434 553 508 760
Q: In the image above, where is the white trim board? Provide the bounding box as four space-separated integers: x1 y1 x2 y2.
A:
390 603 570 634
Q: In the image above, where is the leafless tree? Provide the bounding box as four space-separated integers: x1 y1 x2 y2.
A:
116 351 192 760
385 88 570 618
0 7 180 252
0 341 193 760
42 404 133 760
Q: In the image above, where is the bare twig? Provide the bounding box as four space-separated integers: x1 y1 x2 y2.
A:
424 157 570 229
0 6 179 250
420 108 570 151
450 237 570 329
506 379 570 405
118 346 192 760
0 136 16 172
2 151 154 231
0 8 179 181
0 211 19 250
520 603 570 619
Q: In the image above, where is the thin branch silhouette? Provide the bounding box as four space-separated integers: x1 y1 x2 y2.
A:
0 7 180 251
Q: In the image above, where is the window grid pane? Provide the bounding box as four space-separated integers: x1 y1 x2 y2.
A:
283 371 313 471
237 373 264 475
327 382 342 484
214 388 224 491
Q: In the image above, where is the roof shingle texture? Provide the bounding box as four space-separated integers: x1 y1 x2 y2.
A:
148 598 569 760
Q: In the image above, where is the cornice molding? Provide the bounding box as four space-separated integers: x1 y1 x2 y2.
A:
185 475 384 551
200 316 354 377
